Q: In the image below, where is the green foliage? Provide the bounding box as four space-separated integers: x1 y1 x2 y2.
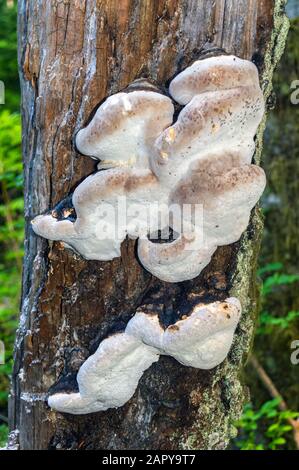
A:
257 262 283 276
0 423 8 448
257 263 299 335
258 262 299 297
0 111 23 250
262 18 299 273
261 272 299 296
254 22 299 442
235 399 299 450
0 0 19 112
234 258 299 449
0 110 22 410
273 18 299 106
0 0 22 426
258 310 299 334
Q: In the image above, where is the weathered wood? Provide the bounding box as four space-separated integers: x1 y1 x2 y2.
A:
10 0 288 450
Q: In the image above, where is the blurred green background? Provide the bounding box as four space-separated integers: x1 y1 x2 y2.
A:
0 0 22 447
0 0 298 449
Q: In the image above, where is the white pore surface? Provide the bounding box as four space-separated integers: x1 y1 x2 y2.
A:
48 297 241 414
32 55 266 282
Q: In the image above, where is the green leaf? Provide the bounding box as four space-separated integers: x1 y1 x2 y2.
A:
272 437 286 446
258 262 283 276
0 424 8 448
262 273 299 296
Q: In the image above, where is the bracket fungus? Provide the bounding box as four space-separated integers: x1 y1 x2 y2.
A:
32 55 266 282
31 55 265 414
76 91 174 170
48 298 241 414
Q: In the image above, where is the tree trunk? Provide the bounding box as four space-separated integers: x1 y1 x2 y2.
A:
9 0 288 450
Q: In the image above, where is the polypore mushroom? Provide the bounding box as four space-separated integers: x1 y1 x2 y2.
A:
48 333 159 415
32 56 264 416
161 297 241 368
139 152 266 282
138 230 215 283
169 55 261 104
32 167 161 260
32 54 266 282
48 297 241 414
127 297 241 369
76 91 174 169
151 56 264 188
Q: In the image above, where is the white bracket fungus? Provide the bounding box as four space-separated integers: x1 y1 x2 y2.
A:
32 55 266 283
31 56 264 414
48 298 241 414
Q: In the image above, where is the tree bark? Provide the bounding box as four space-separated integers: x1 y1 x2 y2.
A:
10 0 288 450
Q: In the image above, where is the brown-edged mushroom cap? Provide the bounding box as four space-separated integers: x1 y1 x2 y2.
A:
76 91 174 169
151 86 264 187
31 55 266 416
127 297 242 368
169 55 260 105
31 167 162 261
139 152 266 282
72 167 158 220
169 157 266 246
162 297 241 368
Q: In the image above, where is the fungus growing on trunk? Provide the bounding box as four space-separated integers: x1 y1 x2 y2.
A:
139 153 266 282
32 55 266 282
48 298 241 414
76 91 174 169
31 56 264 415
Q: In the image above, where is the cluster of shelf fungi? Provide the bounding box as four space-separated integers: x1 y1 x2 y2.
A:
31 55 265 414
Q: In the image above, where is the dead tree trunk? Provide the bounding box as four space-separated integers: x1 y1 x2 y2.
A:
10 0 288 450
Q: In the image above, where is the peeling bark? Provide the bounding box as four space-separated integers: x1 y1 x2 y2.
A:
10 0 288 450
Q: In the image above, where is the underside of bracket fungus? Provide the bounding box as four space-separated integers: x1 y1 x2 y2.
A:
32 54 266 282
31 55 265 415
48 298 241 414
